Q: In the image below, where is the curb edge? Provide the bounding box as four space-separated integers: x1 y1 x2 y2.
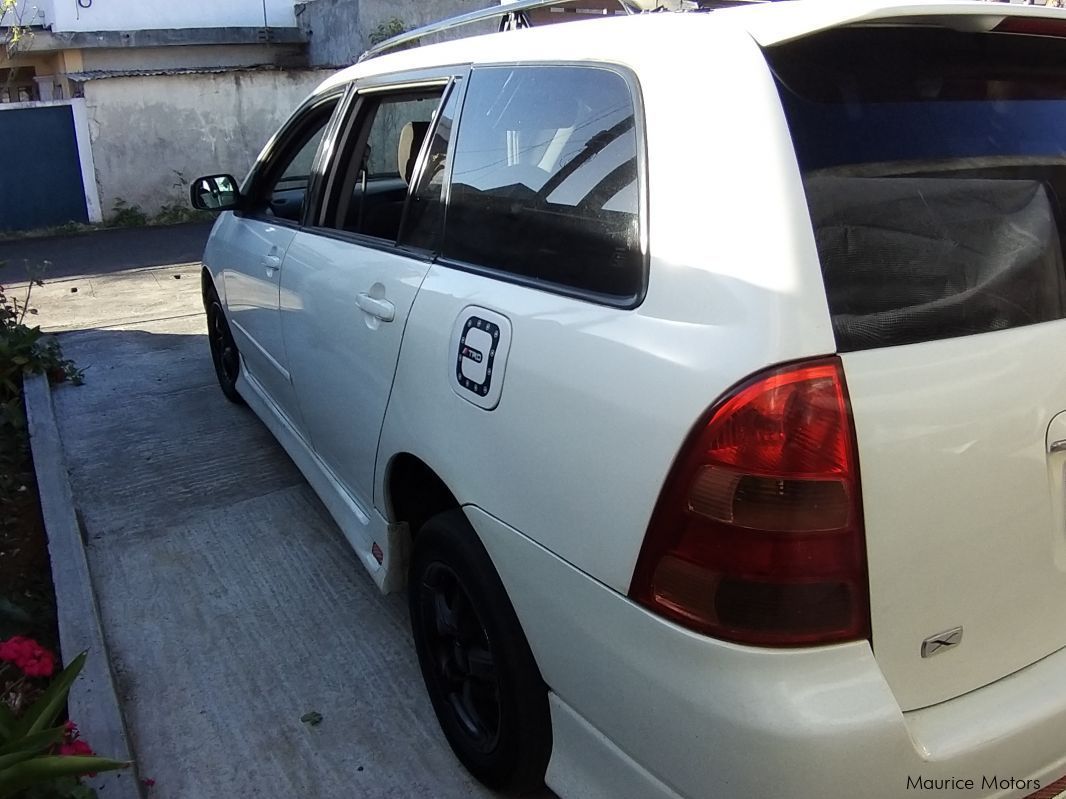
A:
24 373 143 799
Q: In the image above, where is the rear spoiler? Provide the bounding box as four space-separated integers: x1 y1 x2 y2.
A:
726 0 1066 47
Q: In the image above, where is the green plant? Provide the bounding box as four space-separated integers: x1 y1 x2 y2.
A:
49 223 90 237
0 262 83 531
368 17 407 46
1 0 28 47
155 171 213 225
0 267 96 798
0 263 84 390
153 203 211 226
0 650 128 798
108 200 148 228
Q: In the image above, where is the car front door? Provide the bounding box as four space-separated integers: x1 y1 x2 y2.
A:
219 91 343 429
280 74 460 509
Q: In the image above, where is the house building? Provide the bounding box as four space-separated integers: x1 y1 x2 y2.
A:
293 0 770 68
0 0 325 231
0 0 769 231
2 0 305 102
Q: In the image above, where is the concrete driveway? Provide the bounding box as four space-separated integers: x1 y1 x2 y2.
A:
4 226 549 799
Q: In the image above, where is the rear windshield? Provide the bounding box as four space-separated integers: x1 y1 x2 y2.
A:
768 27 1066 351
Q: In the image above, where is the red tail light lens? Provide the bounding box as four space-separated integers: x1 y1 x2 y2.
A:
629 357 869 647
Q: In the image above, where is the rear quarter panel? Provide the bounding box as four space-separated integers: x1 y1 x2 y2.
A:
376 25 837 593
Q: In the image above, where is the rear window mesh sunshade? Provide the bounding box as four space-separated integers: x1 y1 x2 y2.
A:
806 176 1066 351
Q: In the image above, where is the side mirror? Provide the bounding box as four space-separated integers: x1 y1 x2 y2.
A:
190 174 241 212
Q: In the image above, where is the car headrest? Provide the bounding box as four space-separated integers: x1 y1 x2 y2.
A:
398 121 431 185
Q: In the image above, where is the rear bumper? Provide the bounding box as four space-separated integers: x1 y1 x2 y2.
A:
465 505 1066 799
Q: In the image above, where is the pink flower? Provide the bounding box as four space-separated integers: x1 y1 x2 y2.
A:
21 650 55 677
58 739 94 757
58 738 97 776
64 721 80 741
0 637 55 678
0 637 29 663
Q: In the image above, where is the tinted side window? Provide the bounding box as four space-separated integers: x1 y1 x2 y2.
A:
250 98 339 222
444 66 643 302
322 90 443 242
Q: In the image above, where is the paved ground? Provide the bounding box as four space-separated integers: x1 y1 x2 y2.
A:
11 227 542 799
0 222 214 282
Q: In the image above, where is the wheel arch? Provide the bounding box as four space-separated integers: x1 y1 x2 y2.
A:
201 263 227 309
201 265 218 309
384 452 463 542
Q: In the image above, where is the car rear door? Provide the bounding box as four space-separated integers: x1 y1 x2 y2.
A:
279 72 461 509
769 22 1066 711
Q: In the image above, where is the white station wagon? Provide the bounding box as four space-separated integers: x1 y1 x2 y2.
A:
191 1 1066 796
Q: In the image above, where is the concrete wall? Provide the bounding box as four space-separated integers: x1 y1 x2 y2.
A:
294 0 360 67
296 0 487 67
81 68 329 218
49 0 296 33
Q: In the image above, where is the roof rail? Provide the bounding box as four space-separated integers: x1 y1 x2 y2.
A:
358 0 648 63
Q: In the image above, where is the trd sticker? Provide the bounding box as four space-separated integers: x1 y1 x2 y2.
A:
457 317 499 397
450 308 512 411
461 345 483 364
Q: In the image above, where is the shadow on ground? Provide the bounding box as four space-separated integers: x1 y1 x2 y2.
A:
0 222 213 283
52 324 532 799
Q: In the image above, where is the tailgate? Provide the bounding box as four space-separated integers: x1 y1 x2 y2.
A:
845 325 1066 711
768 20 1066 710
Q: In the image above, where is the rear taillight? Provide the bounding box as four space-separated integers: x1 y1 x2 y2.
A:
628 357 869 647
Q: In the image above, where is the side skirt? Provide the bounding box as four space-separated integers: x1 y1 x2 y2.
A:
235 359 405 592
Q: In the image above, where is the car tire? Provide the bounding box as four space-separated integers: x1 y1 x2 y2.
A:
409 509 552 795
205 286 245 405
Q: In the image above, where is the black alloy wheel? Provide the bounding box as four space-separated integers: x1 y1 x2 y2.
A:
418 561 503 753
206 291 244 405
409 510 551 794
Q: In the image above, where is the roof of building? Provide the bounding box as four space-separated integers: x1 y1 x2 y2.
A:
65 64 332 82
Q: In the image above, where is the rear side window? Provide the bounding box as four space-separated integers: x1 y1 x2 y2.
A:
443 65 644 303
769 28 1066 351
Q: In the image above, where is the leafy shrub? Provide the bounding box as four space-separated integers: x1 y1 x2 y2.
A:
155 170 212 225
108 200 147 228
0 270 106 799
0 646 129 798
368 17 407 46
153 204 211 226
0 265 82 531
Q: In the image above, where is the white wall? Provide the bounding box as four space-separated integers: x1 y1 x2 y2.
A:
49 0 296 33
81 68 327 218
